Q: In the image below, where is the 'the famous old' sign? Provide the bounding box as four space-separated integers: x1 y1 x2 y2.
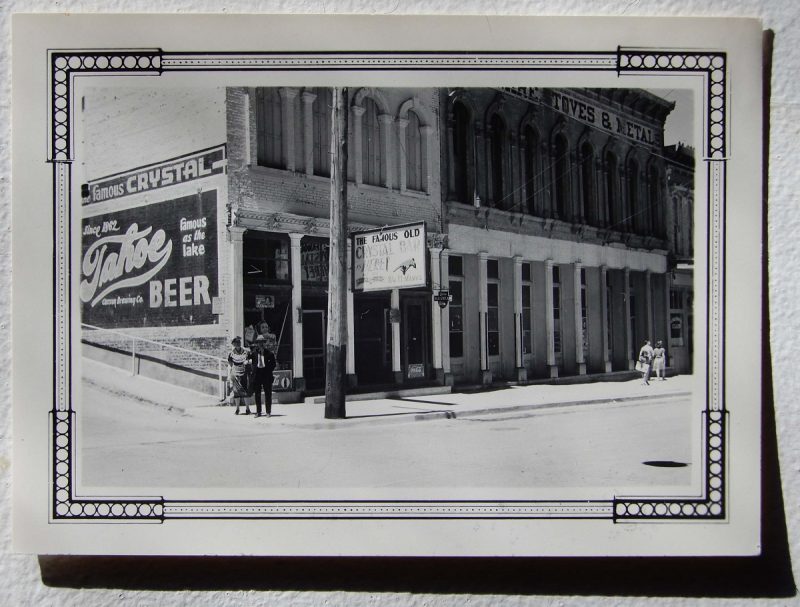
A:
352 222 427 292
80 190 218 327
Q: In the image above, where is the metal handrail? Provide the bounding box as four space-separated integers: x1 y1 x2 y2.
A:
81 323 227 399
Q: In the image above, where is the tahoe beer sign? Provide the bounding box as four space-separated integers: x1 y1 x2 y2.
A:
80 190 218 327
353 222 427 292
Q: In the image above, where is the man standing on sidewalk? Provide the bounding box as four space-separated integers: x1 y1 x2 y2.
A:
250 335 277 417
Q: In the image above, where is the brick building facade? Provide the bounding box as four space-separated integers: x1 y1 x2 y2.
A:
78 85 694 396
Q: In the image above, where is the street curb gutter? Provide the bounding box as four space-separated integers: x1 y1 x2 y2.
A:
287 391 693 430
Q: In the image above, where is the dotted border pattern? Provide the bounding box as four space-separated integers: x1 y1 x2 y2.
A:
50 51 163 163
48 49 726 522
613 411 726 520
617 49 727 160
164 502 613 519
52 411 164 520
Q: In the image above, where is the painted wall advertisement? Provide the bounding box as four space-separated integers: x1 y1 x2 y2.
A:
352 222 427 292
80 190 218 328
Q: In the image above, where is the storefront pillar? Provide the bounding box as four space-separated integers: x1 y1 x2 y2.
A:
573 262 587 375
545 259 558 378
440 249 453 385
624 267 634 370
391 288 402 384
478 252 491 384
513 255 526 382
600 266 612 372
430 246 444 383
229 226 246 342
346 239 357 387
289 233 305 392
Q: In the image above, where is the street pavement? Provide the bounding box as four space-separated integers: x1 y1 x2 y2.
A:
81 357 694 430
79 359 696 490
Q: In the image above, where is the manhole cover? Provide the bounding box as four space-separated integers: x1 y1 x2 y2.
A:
643 460 688 468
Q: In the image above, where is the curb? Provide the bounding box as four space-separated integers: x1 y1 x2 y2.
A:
280 391 692 430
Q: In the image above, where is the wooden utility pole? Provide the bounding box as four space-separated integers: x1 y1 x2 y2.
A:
325 87 349 419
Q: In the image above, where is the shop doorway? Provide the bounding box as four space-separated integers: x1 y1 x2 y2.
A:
302 309 326 390
354 296 392 385
402 298 430 381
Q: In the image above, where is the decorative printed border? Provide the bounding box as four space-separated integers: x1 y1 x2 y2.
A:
49 49 726 522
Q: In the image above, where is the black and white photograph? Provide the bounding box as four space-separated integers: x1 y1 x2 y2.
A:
77 84 699 498
11 14 763 559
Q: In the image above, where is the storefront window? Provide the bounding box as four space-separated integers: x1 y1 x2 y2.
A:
581 268 589 356
449 260 464 359
522 283 533 356
552 265 562 355
244 233 290 284
300 238 329 284
487 282 500 356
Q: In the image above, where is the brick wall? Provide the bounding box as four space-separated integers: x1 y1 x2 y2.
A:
227 87 444 233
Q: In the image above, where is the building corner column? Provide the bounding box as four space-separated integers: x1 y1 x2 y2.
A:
228 226 247 344
289 233 305 392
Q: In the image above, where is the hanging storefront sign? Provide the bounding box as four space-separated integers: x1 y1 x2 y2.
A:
80 190 218 328
352 222 427 292
433 289 452 309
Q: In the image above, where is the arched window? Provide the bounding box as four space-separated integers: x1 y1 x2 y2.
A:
648 164 662 237
553 134 570 220
361 97 383 187
580 141 596 225
256 88 283 169
524 126 540 215
312 88 331 177
489 114 506 209
605 151 620 230
627 157 640 233
405 110 424 192
452 100 472 203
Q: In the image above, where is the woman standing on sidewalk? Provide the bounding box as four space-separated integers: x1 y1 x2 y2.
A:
652 340 666 381
638 339 654 385
227 337 253 415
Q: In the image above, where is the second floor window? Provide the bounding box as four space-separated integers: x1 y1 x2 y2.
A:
256 88 283 169
362 98 384 187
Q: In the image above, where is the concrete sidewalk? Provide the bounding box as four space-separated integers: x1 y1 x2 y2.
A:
82 357 693 430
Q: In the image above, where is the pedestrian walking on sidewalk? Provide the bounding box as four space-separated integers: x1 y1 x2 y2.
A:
227 337 253 415
638 339 654 385
652 340 666 381
249 334 276 417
